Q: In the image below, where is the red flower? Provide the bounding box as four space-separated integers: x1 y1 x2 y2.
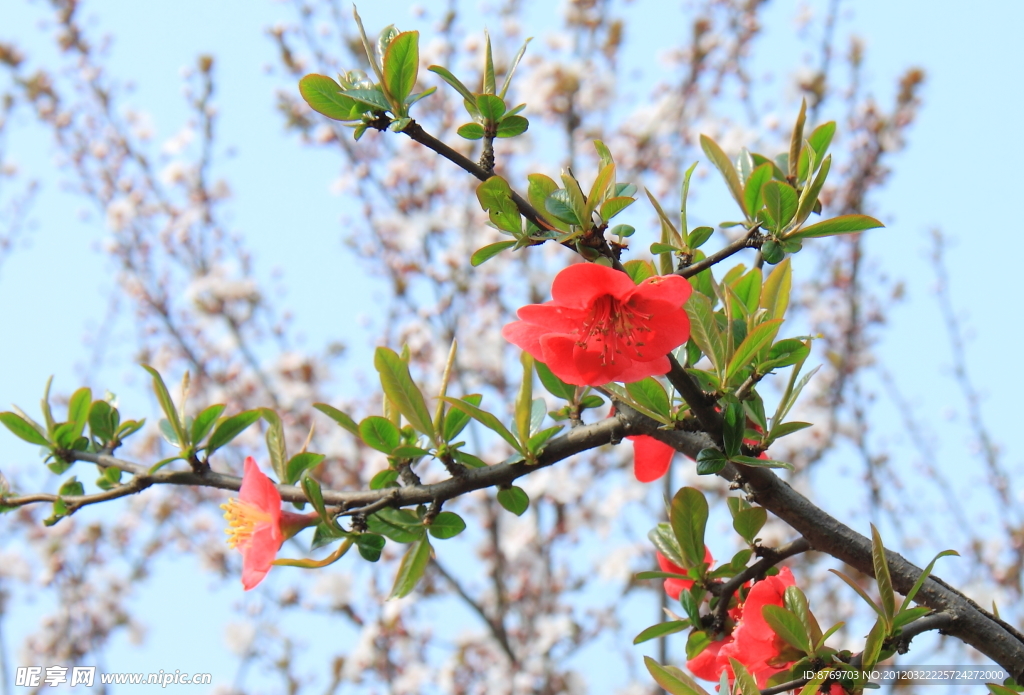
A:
221 457 317 590
502 263 692 386
689 567 797 687
656 548 713 600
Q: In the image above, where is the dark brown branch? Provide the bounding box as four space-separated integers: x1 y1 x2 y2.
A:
677 226 763 279
894 611 955 653
664 355 722 439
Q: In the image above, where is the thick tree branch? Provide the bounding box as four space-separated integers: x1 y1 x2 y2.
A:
677 226 763 279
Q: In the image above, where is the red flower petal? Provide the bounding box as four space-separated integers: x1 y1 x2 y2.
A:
631 434 676 482
550 262 637 307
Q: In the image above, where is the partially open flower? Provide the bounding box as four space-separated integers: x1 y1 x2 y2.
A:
503 263 692 386
222 457 317 590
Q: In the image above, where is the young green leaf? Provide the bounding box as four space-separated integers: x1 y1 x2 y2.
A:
298 74 360 121
726 319 783 384
728 659 762 695
301 474 329 524
514 352 534 446
762 181 799 232
625 378 671 420
142 365 187 451
870 523 896 629
498 37 532 99
788 99 806 181
285 452 326 486
374 347 436 441
476 93 506 120
441 397 523 454
313 403 360 438
763 605 811 654
358 416 401 454
191 403 225 446
497 486 529 515
643 656 711 695
389 537 432 599
743 162 773 218
261 409 288 481
476 176 523 235
670 487 708 569
633 620 690 645
685 292 725 373
428 65 478 107
495 115 529 138
899 549 959 612
427 511 466 539
0 412 50 447
206 410 261 455
732 506 767 543
382 31 419 106
699 135 746 215
792 154 831 229
786 214 884 240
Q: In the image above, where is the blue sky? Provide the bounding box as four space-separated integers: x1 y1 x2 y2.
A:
1 0 1022 691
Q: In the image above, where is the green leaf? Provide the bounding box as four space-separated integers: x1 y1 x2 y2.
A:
545 189 580 226
892 606 932 630
88 400 116 443
728 659 761 695
761 256 792 321
527 425 564 455
515 352 534 447
900 549 959 612
535 361 574 401
527 174 566 231
476 176 522 235
787 214 884 240
743 163 773 218
286 452 326 486
792 154 831 229
633 620 690 644
457 122 485 140
67 387 91 441
829 568 885 622
722 401 744 459
762 181 798 233
498 37 532 98
730 455 793 470
354 533 385 562
298 74 360 121
760 240 784 265
261 409 288 481
598 196 634 221
497 486 529 516
142 365 187 451
625 378 671 420
471 240 516 267
207 410 261 455
369 469 400 489
382 31 419 105
301 474 329 523
623 259 655 284
871 523 896 629
476 93 506 120
313 403 360 438
428 65 477 107
767 421 812 439
190 404 225 446
799 121 837 182
759 339 808 372
788 99 806 181
560 171 589 230
495 115 528 138
374 347 436 441
700 134 746 215
338 88 390 113
58 476 84 497
427 511 466 539
643 656 711 695
762 605 811 653
695 448 728 476
441 397 523 454
733 506 767 543
0 411 50 446
645 188 682 275
359 416 401 454
861 617 885 670
726 319 783 384
688 226 714 249
685 293 725 372
389 537 432 599
443 393 482 442
368 508 424 544
685 630 712 660
670 487 708 568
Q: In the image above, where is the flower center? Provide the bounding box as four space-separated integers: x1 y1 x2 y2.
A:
577 295 652 365
221 498 274 549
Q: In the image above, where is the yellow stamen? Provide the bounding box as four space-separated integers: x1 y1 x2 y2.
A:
221 498 274 549
576 295 654 366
